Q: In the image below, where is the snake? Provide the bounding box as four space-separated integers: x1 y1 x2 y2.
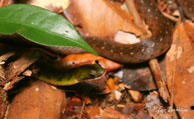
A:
48 0 174 63
176 0 194 21
0 0 175 63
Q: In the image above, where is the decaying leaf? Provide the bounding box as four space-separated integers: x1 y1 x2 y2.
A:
165 21 194 118
7 80 66 119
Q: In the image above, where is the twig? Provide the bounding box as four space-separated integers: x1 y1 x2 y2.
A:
79 101 85 119
149 59 171 103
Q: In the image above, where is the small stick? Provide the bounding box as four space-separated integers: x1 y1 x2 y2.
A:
79 101 85 119
149 59 170 103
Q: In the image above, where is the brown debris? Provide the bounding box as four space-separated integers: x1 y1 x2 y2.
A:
5 49 43 83
0 52 15 82
101 107 130 119
145 91 177 119
61 97 90 119
115 102 151 119
2 1 193 119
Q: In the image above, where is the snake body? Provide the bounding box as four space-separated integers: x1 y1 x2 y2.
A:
50 0 174 63
177 0 194 21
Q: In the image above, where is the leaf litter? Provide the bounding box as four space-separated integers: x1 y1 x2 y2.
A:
1 0 194 119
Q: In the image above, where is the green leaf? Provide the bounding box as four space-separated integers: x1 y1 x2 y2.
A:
0 4 97 55
38 64 105 85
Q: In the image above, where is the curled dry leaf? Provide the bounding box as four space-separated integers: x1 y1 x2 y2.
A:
59 53 121 72
7 80 66 119
165 22 194 118
64 0 145 38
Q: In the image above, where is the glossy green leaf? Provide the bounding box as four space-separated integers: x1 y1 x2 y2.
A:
38 64 105 85
0 4 97 55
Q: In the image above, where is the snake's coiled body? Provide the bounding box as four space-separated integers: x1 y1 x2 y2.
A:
49 0 174 63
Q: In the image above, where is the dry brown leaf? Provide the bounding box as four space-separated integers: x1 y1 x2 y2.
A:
59 53 121 72
64 0 145 38
7 80 66 119
165 22 194 118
